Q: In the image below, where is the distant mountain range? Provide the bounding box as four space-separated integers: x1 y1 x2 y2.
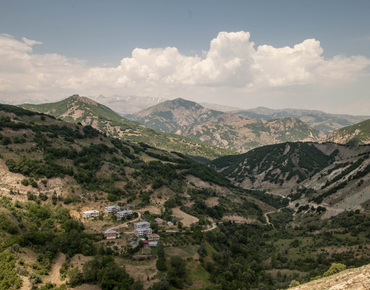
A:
17 94 370 155
19 95 233 161
233 107 370 135
87 95 370 135
126 98 324 153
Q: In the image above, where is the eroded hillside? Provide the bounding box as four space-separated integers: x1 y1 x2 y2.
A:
19 95 234 161
322 118 370 146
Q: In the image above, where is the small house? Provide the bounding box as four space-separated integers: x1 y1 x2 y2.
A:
116 210 132 220
83 210 99 218
147 233 160 242
104 205 121 213
155 218 164 224
104 230 117 239
135 227 152 237
167 221 174 227
143 240 149 248
149 241 158 247
134 221 150 229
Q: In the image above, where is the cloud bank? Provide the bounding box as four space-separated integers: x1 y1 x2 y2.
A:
0 31 369 108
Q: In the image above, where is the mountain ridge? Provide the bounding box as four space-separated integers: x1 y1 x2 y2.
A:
127 98 324 153
126 98 225 133
233 107 370 134
18 95 234 161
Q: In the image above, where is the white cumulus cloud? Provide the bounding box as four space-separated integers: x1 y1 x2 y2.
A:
22 37 42 46
0 31 369 107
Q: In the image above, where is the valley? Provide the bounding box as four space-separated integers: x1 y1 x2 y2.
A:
1 100 370 290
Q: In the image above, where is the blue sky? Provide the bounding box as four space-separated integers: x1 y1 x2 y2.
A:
1 0 370 114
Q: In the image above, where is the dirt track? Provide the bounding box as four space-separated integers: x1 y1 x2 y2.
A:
44 252 65 286
106 212 141 233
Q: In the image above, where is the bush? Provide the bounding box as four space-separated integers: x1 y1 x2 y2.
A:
27 191 35 201
21 179 29 186
289 280 300 288
323 263 346 277
29 272 42 285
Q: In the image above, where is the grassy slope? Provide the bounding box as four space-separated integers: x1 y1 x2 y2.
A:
180 117 323 153
2 104 370 290
234 108 370 135
127 98 224 133
19 96 234 161
209 142 335 186
324 118 370 145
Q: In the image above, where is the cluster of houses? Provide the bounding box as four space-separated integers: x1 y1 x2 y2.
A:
102 220 161 246
83 205 133 221
84 205 178 248
133 220 160 246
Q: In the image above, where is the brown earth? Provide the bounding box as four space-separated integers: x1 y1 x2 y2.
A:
70 254 94 271
292 263 370 290
172 207 199 227
221 214 258 224
205 197 219 207
44 252 66 286
115 258 158 289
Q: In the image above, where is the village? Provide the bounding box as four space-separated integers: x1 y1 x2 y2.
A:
75 199 216 288
83 205 179 252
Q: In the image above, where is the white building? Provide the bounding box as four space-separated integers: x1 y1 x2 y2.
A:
116 210 132 220
104 205 121 213
134 221 150 229
135 227 152 237
83 210 99 218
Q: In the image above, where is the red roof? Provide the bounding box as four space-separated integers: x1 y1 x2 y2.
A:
147 234 160 238
143 240 149 244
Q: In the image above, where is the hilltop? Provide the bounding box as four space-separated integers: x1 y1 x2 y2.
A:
19 95 234 161
322 118 370 146
126 98 225 133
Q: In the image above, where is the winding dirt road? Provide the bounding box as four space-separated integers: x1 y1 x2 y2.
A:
202 222 217 232
106 212 141 233
264 211 275 229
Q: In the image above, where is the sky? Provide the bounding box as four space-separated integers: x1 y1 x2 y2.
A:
1 0 370 115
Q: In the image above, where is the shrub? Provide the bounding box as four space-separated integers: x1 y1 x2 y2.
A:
289 280 300 288
29 272 42 285
27 191 35 201
21 179 29 186
323 263 346 277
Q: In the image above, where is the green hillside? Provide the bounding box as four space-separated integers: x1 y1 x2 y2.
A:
19 95 234 161
210 142 337 186
323 118 370 145
126 98 324 153
126 98 224 133
2 103 370 290
178 116 324 153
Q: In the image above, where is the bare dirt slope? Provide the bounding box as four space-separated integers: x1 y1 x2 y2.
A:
172 207 199 227
44 252 66 286
292 264 370 290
